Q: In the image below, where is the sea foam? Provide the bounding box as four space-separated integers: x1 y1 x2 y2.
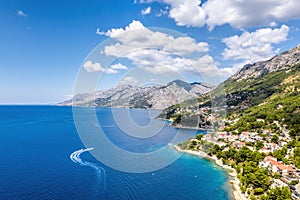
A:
70 148 106 197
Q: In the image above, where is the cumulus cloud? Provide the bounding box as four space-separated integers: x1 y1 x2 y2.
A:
99 20 209 56
97 20 219 77
105 68 118 74
202 0 298 30
222 25 289 62
167 0 206 27
83 61 105 72
110 63 128 70
141 0 300 30
120 76 139 85
17 10 28 17
83 61 124 74
141 6 151 15
219 25 289 76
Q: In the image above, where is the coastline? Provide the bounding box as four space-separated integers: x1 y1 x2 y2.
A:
156 117 214 132
169 124 214 132
173 145 247 200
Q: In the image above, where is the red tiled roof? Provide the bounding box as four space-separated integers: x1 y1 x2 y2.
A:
280 177 289 183
264 156 277 162
267 159 294 172
277 164 293 171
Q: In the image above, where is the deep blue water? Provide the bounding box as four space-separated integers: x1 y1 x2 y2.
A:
0 106 232 200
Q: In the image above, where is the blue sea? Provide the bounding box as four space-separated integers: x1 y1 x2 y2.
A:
0 106 232 200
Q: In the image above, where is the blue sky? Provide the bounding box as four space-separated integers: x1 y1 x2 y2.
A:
1 0 300 104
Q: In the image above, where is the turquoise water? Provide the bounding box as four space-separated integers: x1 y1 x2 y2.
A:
0 106 232 199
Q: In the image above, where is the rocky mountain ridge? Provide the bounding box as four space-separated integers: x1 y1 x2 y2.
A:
232 44 300 81
59 80 215 109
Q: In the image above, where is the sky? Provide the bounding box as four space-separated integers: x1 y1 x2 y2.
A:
1 0 300 104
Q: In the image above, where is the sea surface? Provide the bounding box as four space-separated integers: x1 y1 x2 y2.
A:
0 106 232 200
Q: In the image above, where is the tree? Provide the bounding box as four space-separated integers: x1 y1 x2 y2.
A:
250 194 257 200
290 180 299 185
274 147 287 161
260 186 291 200
253 188 264 195
196 134 204 140
271 134 279 144
289 129 297 138
255 141 264 150
273 173 281 179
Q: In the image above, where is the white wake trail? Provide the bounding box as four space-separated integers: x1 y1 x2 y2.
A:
70 148 106 198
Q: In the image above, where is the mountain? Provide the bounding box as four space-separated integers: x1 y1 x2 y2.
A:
231 44 300 81
159 44 300 131
58 80 215 109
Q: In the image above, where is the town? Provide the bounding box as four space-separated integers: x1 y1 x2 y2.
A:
176 117 300 200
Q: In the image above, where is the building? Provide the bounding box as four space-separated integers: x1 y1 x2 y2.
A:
260 156 294 176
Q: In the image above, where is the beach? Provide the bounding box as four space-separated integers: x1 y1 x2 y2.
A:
173 145 247 200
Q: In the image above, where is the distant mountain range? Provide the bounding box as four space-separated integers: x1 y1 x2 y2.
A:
58 80 215 109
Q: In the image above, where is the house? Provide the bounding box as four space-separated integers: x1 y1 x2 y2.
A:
228 135 239 142
276 164 294 176
215 132 228 140
259 156 277 168
260 156 294 176
265 143 280 153
239 132 250 141
233 141 246 149
254 136 263 141
214 141 226 147
271 178 288 188
259 147 270 154
249 132 257 138
279 141 288 147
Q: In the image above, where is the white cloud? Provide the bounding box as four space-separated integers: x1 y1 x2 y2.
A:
222 25 289 62
97 20 220 79
156 7 169 17
83 61 125 74
219 61 250 78
110 63 128 70
105 68 118 74
141 0 300 30
120 76 139 85
138 0 210 28
17 10 28 17
219 25 289 77
99 20 209 56
269 22 278 27
162 0 206 27
141 6 151 15
164 37 209 54
202 0 296 30
83 61 105 72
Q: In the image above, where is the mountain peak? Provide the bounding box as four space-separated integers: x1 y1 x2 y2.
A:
167 79 192 91
231 44 300 81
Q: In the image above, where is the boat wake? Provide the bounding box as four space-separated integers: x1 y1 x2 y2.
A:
70 148 106 198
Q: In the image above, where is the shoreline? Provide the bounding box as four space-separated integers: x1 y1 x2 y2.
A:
172 125 214 132
173 145 247 200
156 118 214 131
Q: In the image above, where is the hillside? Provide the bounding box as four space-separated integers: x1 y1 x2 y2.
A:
58 80 214 109
159 44 300 132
